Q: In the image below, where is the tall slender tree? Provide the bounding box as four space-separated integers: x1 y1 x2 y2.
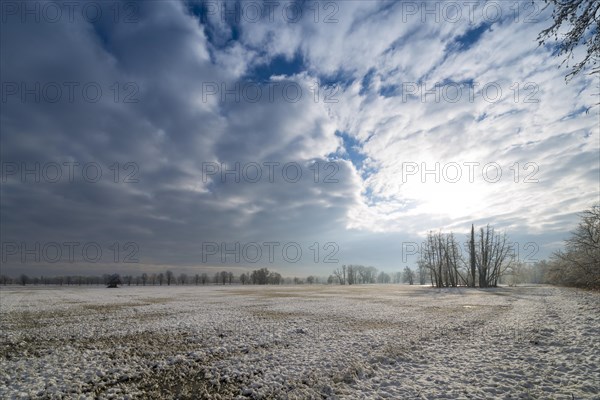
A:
469 224 477 287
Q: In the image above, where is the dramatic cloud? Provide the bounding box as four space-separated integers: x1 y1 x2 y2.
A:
1 0 598 277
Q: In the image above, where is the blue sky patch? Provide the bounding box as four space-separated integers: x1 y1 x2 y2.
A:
334 131 366 170
245 52 306 82
186 1 240 49
317 69 355 89
360 68 377 96
379 84 400 98
451 23 491 52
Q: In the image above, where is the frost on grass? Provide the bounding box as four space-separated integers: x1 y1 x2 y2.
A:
0 285 598 399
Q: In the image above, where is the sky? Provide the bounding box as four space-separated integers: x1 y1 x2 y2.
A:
1 0 598 278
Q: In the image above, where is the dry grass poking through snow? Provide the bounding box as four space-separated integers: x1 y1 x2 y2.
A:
0 285 598 399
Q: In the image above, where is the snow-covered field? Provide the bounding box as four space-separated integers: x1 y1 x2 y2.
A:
0 285 598 399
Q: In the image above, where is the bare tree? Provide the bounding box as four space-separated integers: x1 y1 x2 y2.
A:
507 261 528 287
346 265 356 285
551 204 600 288
421 232 456 287
530 260 550 284
357 266 368 284
333 267 345 285
268 271 282 284
476 225 514 288
165 270 174 286
19 274 29 286
106 274 121 288
251 268 270 284
443 233 465 287
417 259 427 285
402 267 414 285
377 271 391 283
537 0 599 81
141 273 148 286
178 273 188 285
247 268 281 285
469 224 477 287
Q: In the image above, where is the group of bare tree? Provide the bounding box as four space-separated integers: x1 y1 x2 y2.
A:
506 205 599 289
546 205 600 289
418 224 515 288
505 261 549 287
403 267 415 285
417 205 599 290
328 265 421 286
238 268 283 285
330 265 379 285
420 232 464 288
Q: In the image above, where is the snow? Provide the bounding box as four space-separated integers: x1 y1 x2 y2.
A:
0 285 598 399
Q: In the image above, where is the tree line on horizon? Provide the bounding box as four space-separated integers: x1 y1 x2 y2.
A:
0 265 416 287
0 267 283 287
2 206 597 289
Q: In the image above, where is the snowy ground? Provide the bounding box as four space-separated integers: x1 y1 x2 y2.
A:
0 284 598 399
